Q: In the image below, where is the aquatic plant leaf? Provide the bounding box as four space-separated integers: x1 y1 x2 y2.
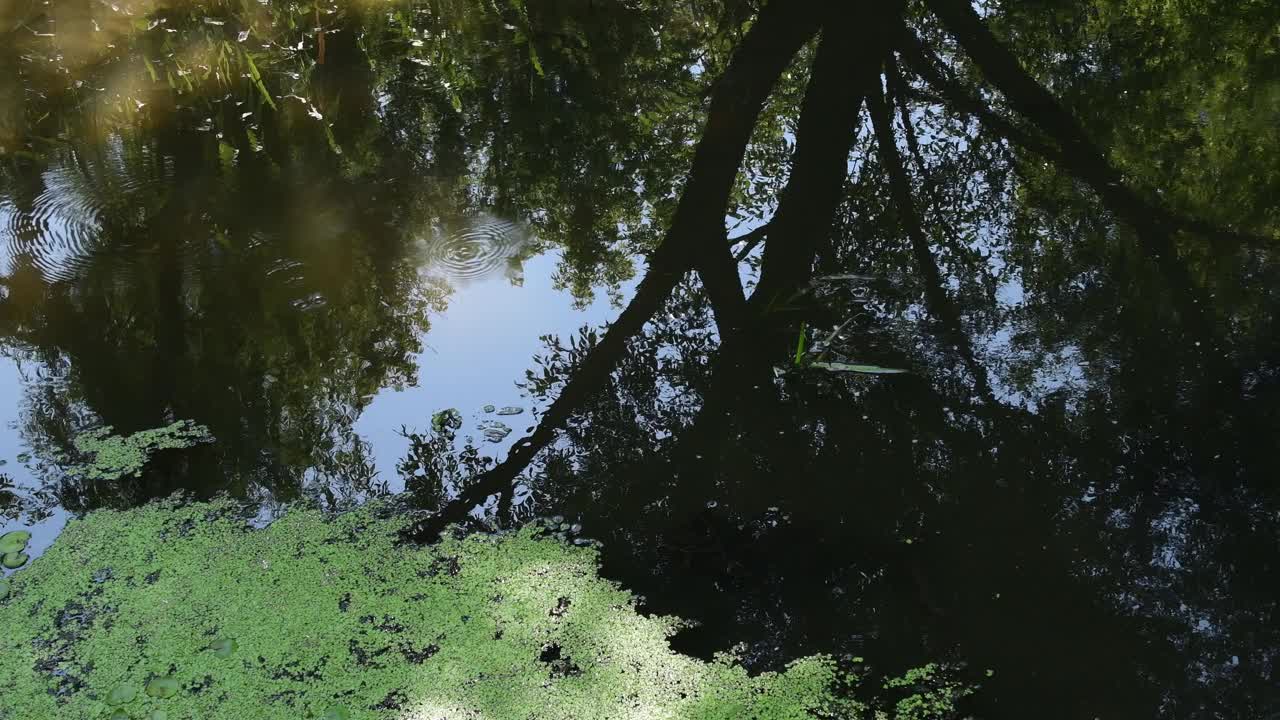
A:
106 683 139 705
146 710 169 720
0 530 30 554
322 706 351 720
810 361 908 375
1 552 28 569
208 638 238 658
145 676 179 698
0 579 10 600
108 709 130 720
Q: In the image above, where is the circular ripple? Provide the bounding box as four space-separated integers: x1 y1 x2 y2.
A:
2 141 170 282
419 215 528 283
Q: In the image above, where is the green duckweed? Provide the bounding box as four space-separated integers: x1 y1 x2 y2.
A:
0 497 951 719
61 421 212 481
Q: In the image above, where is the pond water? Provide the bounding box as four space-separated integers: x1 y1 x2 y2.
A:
2 1 1279 718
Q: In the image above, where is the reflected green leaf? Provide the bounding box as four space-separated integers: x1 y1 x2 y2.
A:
809 362 908 375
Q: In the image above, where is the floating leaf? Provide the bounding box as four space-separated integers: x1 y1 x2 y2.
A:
1 552 28 569
107 709 130 720
107 683 139 705
495 406 524 416
208 638 238 658
145 676 180 699
809 362 908 375
0 530 31 554
147 710 170 720
0 578 10 599
322 706 351 720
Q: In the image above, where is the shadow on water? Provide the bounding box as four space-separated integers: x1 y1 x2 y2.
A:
1 0 1279 718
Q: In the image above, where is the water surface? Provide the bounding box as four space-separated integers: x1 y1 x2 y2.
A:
2 1 1278 717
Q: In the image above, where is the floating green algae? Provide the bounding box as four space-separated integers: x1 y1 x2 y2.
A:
60 421 212 481
0 498 863 719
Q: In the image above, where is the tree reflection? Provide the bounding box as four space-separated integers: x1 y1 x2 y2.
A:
1 0 1278 717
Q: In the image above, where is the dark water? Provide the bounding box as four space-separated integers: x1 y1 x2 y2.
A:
2 1 1279 718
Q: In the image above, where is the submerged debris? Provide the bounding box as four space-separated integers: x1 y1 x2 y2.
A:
478 421 512 443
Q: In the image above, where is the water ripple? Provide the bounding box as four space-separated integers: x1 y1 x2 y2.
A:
418 215 529 283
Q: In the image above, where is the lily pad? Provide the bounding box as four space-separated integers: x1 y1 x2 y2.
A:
1 552 28 569
107 683 139 705
0 578 11 599
809 361 908 375
147 711 170 720
208 638 238 658
107 709 131 720
145 676 180 699
322 706 351 720
0 530 31 554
